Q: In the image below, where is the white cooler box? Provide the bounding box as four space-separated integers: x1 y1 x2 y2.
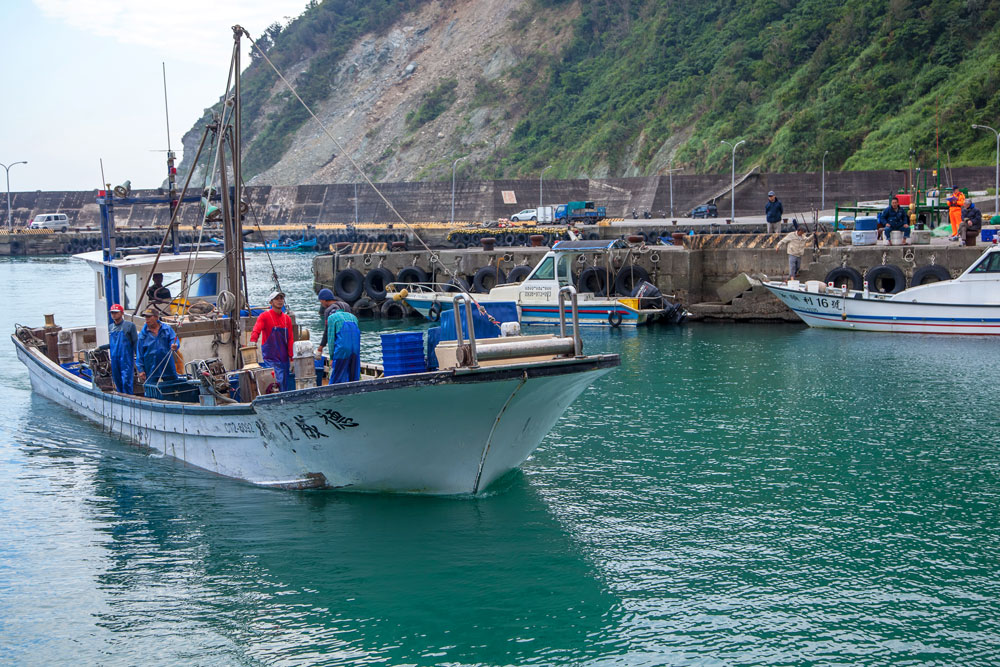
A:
851 230 877 246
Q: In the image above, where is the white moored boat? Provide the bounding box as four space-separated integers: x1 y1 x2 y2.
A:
763 246 1000 334
400 240 686 328
12 26 619 495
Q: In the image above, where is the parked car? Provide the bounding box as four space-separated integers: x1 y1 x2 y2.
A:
28 213 70 232
509 209 537 222
688 204 718 219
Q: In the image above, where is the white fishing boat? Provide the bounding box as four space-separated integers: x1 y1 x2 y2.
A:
400 240 686 327
12 26 619 495
762 246 1000 334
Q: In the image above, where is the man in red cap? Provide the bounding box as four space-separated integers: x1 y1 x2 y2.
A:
108 303 138 393
250 291 295 391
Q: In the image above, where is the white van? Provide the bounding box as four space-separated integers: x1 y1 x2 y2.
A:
28 213 70 232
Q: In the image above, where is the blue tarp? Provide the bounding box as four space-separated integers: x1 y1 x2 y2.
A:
426 301 518 370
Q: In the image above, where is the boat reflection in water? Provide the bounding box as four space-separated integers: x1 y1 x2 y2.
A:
13 414 623 665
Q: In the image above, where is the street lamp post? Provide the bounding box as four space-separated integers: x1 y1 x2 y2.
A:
720 139 745 221
1 161 28 231
821 150 829 212
972 124 1000 215
663 165 683 218
450 155 468 226
539 165 553 209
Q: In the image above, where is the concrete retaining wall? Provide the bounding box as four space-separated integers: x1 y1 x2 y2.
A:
8 166 995 229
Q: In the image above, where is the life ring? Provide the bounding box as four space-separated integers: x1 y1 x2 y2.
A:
334 268 364 302
472 266 506 293
910 264 951 286
396 266 429 288
608 310 623 328
823 267 863 291
865 264 906 294
505 265 532 284
379 299 407 319
614 264 651 296
428 301 442 321
577 267 608 296
363 267 395 300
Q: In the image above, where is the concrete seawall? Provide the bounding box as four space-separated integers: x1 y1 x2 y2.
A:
6 166 994 229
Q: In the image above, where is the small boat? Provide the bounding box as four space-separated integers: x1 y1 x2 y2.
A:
762 245 1000 334
12 26 619 495
400 240 686 327
244 237 318 252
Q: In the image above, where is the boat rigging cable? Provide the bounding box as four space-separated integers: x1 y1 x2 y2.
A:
241 27 502 330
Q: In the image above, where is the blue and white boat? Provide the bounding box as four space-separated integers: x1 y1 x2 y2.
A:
763 245 1000 335
401 240 685 327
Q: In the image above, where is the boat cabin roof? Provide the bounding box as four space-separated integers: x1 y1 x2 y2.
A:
74 249 227 272
551 239 625 252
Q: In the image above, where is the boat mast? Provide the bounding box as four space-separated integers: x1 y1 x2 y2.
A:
232 25 248 314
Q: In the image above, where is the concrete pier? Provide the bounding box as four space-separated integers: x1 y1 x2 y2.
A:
313 237 989 323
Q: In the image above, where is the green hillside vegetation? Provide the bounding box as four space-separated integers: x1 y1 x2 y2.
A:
185 0 1000 182
499 0 1000 178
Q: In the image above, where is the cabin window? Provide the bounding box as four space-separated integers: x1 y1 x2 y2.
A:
192 272 219 297
970 253 1000 273
556 255 573 286
529 257 555 281
123 273 136 309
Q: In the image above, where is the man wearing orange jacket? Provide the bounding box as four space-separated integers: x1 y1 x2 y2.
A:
250 291 295 391
947 186 966 239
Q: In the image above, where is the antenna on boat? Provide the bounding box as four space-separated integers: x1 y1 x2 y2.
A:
162 62 180 254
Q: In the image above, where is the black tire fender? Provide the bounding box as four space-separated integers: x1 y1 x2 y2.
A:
396 266 429 288
910 264 951 286
379 299 406 319
352 296 376 318
505 266 532 284
428 301 442 322
614 264 651 297
442 276 471 293
472 266 505 293
334 268 364 303
608 310 623 327
823 267 863 291
363 267 395 300
865 264 906 294
577 266 608 296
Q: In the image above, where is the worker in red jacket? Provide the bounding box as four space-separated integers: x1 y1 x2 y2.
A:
250 291 295 391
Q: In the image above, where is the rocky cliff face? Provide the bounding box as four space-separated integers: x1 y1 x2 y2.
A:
178 0 575 188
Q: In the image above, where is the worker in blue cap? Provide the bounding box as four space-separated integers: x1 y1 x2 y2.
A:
320 288 361 384
315 288 352 358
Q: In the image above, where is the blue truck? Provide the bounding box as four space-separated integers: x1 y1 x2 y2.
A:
554 201 607 224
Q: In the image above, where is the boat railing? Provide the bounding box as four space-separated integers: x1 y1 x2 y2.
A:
557 286 583 358
448 289 583 369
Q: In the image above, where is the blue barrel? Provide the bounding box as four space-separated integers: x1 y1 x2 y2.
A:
381 332 426 376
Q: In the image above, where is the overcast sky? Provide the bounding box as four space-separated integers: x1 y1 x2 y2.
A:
0 0 308 193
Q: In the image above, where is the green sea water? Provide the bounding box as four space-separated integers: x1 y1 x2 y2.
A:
1 254 999 666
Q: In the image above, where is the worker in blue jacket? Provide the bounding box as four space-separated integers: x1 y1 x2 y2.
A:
881 196 910 245
326 304 361 384
107 303 138 393
136 308 180 385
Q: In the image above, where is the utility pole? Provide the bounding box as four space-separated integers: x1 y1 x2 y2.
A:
451 155 468 226
720 139 745 221
972 124 1000 215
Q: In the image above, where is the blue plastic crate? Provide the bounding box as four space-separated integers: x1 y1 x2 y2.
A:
383 362 426 377
144 379 201 402
854 216 879 231
981 228 998 242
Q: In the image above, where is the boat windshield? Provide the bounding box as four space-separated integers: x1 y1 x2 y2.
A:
970 252 1000 273
528 255 573 285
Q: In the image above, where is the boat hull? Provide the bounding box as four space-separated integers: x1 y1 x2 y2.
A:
764 282 1000 335
405 295 652 327
15 337 616 494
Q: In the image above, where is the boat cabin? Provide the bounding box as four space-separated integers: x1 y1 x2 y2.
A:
487 240 625 303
